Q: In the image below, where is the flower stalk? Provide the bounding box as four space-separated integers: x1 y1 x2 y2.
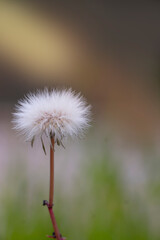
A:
49 137 54 207
44 137 62 240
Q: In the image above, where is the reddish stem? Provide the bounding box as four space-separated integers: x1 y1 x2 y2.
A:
48 206 61 239
49 137 54 207
46 137 62 240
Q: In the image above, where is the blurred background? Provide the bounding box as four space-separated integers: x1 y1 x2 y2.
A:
0 1 160 240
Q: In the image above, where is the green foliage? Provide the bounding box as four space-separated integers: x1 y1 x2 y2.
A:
0 155 159 240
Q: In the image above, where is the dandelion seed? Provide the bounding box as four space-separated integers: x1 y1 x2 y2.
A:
13 88 91 148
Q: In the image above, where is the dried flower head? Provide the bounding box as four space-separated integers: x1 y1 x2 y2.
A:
13 88 91 149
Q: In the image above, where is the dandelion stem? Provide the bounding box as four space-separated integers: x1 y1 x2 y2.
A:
48 207 62 240
49 137 54 207
47 137 62 240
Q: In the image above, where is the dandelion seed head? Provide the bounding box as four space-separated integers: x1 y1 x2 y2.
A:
13 88 91 146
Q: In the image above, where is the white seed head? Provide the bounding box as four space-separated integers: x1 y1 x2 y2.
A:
13 88 91 147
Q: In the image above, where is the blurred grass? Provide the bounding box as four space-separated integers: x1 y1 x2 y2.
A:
0 154 159 240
